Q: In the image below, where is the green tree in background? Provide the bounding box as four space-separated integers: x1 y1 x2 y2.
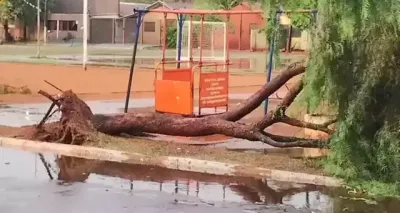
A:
194 0 242 22
0 0 54 41
0 0 20 40
166 26 177 48
195 0 242 10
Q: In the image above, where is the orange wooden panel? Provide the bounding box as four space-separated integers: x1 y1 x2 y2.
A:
162 68 192 82
199 72 229 108
155 80 193 115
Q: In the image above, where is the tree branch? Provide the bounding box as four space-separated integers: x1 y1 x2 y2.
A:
253 131 326 148
253 80 304 130
38 90 60 107
220 62 306 122
262 131 311 142
280 116 335 134
280 79 304 108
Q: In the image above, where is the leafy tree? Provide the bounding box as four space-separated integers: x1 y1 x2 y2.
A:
304 0 400 191
194 0 242 10
261 0 400 193
0 0 54 41
215 0 400 194
0 0 21 40
194 0 242 22
166 26 177 48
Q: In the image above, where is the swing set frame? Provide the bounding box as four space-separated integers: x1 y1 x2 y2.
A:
123 8 317 116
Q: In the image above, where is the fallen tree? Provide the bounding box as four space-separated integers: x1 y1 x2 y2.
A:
23 62 336 148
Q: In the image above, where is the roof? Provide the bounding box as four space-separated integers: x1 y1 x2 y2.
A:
121 0 194 18
120 2 151 17
167 2 194 9
240 1 262 10
230 2 264 19
122 0 172 18
91 15 121 19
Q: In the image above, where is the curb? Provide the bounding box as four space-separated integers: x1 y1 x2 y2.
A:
0 137 342 187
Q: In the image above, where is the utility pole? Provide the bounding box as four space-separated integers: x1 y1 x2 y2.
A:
36 0 41 58
83 0 88 70
43 0 48 44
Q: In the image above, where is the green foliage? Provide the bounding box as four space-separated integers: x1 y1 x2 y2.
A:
193 0 241 23
346 181 400 199
301 0 400 191
0 0 55 24
250 0 318 30
167 27 177 49
194 0 242 10
0 0 19 22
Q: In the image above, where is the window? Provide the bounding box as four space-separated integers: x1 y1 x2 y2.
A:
47 20 57 30
144 21 155 32
60 20 78 31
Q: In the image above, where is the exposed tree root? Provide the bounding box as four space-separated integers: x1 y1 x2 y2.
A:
27 62 336 148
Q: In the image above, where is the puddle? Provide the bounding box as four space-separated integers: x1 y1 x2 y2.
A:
1 147 399 213
0 147 325 213
1 98 400 212
0 95 251 127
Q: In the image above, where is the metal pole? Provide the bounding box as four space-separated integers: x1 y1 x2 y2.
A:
264 13 280 114
36 0 40 58
225 15 230 112
198 15 205 116
286 24 292 53
177 14 184 68
83 0 88 70
162 13 167 71
43 0 48 44
124 12 144 113
188 15 193 68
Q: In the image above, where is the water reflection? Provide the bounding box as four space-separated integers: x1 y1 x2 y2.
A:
2 147 400 212
54 155 322 205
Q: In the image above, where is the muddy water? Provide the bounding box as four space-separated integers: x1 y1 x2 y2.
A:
2 148 400 213
0 147 327 213
1 102 400 212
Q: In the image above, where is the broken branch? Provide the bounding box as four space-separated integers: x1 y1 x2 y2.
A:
281 116 334 134
220 62 306 121
44 80 64 92
38 90 60 106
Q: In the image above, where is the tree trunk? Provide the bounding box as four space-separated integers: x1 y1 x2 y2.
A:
31 62 336 148
3 20 9 41
23 19 28 41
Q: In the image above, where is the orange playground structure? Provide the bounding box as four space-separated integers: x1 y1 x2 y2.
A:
124 9 263 116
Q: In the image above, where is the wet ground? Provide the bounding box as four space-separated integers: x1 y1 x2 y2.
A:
0 147 328 213
2 147 400 213
0 96 276 149
1 99 400 212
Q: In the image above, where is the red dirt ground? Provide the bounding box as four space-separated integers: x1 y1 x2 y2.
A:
0 62 310 145
0 63 327 175
0 62 269 104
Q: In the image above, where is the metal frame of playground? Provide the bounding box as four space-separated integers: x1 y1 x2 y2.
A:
123 7 317 116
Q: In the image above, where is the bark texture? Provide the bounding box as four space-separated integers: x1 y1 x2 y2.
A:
29 62 336 148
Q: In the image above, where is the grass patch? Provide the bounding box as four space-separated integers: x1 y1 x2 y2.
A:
84 133 326 176
346 181 400 199
0 84 32 95
0 104 10 109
